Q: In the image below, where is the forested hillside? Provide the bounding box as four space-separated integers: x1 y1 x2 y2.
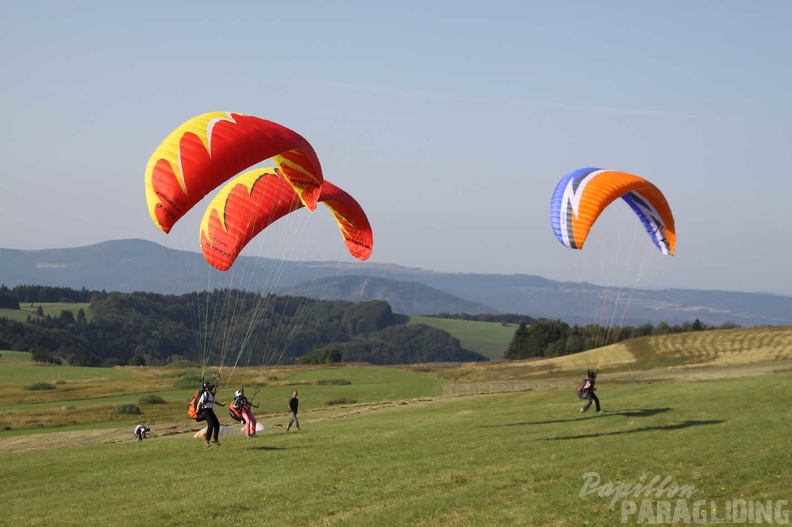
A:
0 286 486 366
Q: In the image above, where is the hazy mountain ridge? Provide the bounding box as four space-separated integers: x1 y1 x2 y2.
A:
281 275 497 315
2 239 791 326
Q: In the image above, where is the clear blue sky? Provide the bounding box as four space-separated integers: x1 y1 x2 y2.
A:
2 1 791 294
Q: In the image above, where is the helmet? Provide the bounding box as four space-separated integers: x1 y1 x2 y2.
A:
203 382 214 391
235 390 243 397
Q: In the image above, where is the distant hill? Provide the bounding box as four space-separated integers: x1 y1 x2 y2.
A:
282 275 496 315
2 239 792 327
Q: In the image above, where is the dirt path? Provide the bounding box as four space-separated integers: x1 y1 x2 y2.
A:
0 421 198 454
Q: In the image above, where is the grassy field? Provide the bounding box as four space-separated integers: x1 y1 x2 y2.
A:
0 350 33 362
0 301 92 322
2 327 792 525
409 315 517 360
2 372 791 526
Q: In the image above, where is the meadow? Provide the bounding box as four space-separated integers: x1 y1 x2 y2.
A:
0 302 93 322
2 327 792 526
408 315 517 360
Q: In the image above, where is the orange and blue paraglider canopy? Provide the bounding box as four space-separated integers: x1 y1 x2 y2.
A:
550 168 676 255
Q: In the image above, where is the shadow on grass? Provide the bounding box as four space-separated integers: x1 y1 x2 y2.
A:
536 419 725 441
248 445 288 451
488 407 673 427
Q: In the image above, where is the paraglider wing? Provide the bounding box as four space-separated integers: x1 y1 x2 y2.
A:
145 111 323 234
200 168 304 272
200 170 373 271
193 426 246 438
194 423 266 438
316 180 374 262
550 168 676 255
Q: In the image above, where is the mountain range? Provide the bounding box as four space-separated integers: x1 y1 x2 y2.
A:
2 239 791 327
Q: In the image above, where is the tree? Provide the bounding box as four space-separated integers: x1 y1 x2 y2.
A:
565 334 584 355
129 353 146 366
653 322 672 335
31 347 62 365
325 349 342 363
504 323 531 360
0 292 19 309
59 310 75 324
296 348 342 365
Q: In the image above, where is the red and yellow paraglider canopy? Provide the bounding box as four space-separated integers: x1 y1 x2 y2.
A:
200 168 373 271
144 111 324 234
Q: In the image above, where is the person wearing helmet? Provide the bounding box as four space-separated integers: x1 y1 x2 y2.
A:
231 389 259 437
197 382 225 447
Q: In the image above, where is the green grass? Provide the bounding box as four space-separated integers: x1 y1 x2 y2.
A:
283 365 443 403
0 350 32 362
0 302 92 322
2 371 790 526
0 362 133 385
0 365 443 432
2 328 792 525
409 315 517 360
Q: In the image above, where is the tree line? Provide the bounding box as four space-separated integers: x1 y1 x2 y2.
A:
504 318 739 360
0 285 485 367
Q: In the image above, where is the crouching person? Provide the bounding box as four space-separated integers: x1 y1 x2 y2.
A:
134 424 150 441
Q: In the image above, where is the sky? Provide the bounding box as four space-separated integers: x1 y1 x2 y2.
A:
2 1 791 295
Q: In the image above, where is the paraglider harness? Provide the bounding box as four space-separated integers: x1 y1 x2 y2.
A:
229 386 259 423
188 388 205 421
189 374 220 422
576 370 597 400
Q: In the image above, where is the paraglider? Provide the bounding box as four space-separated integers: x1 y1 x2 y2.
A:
145 111 324 234
550 168 676 255
230 389 259 437
143 111 371 394
199 167 373 271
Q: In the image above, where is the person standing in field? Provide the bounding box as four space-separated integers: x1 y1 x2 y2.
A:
198 382 225 446
285 390 301 431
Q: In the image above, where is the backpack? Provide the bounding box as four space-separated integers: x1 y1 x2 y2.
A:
188 388 206 421
576 370 597 399
229 396 246 423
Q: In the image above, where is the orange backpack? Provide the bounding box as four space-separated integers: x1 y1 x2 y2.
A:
188 388 205 421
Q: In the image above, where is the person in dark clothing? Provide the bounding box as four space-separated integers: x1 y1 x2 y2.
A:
579 370 601 413
285 390 301 431
198 382 225 446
